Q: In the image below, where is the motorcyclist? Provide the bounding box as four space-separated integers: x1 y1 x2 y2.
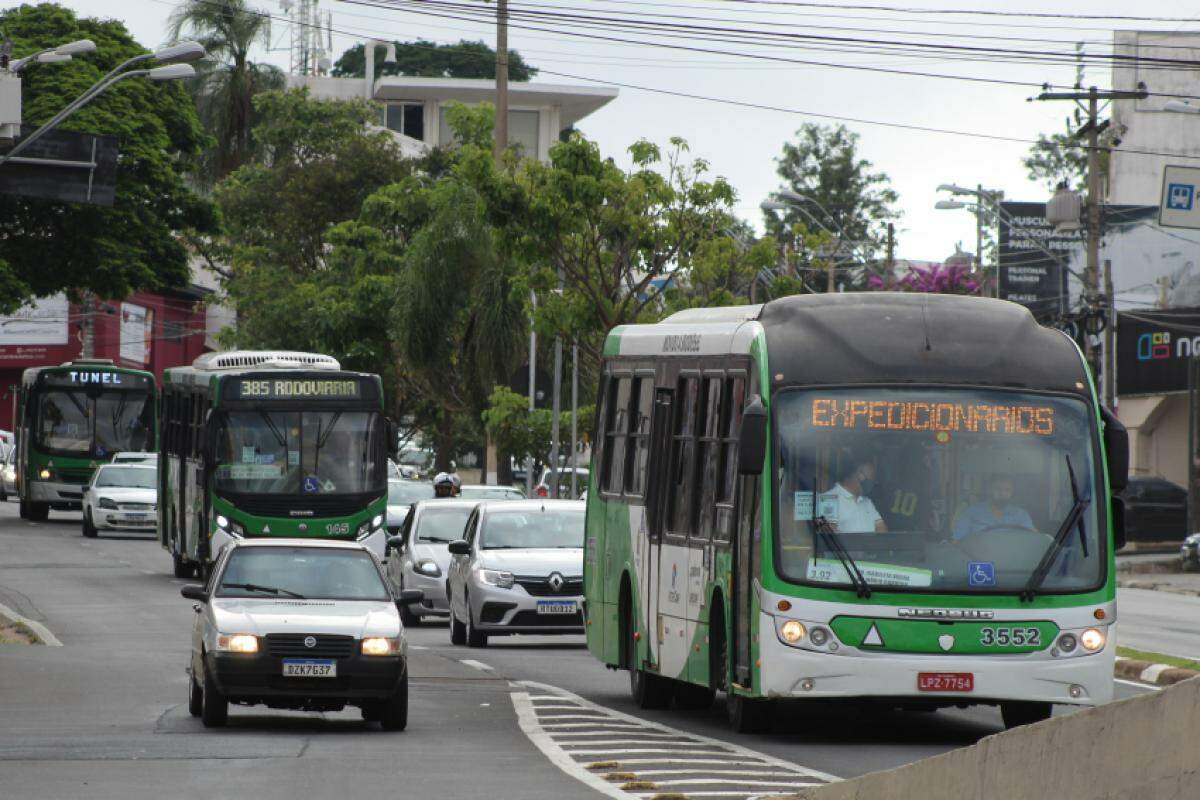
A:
433 472 457 498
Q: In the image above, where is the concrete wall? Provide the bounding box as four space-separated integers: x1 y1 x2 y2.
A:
1120 394 1189 486
794 677 1200 800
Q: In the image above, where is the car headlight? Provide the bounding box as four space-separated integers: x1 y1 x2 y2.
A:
98 497 118 510
361 636 400 656
415 559 441 577
216 633 258 654
1080 628 1106 652
477 568 514 589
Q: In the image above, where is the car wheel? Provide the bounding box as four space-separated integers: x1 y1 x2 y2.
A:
381 669 408 731
1000 701 1052 730
188 670 203 718
200 662 228 728
361 703 383 723
399 584 420 627
726 692 772 734
82 510 98 539
465 594 488 648
449 596 466 646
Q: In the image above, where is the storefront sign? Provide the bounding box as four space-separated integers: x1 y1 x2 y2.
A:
1116 308 1200 395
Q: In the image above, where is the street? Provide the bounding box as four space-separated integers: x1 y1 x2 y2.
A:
0 504 1155 799
1114 587 1200 661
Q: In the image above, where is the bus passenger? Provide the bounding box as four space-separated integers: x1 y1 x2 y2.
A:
953 475 1034 540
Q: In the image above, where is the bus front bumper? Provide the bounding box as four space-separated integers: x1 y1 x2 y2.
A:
29 480 83 508
757 614 1115 706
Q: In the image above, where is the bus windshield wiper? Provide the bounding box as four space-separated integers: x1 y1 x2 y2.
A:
258 411 287 449
221 582 306 599
1022 454 1091 601
814 515 872 598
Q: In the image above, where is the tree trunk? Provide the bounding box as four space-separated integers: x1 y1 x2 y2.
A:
433 412 455 473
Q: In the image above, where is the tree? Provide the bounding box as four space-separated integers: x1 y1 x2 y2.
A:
765 123 899 273
0 4 216 312
169 0 285 184
868 262 981 295
1023 123 1095 192
332 39 537 81
483 386 593 469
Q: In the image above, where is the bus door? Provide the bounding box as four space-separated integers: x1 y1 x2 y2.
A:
657 375 699 679
732 471 758 688
642 387 674 671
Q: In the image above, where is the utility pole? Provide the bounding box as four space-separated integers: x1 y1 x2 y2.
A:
1104 258 1116 409
1034 83 1147 384
570 343 578 499
975 184 984 292
494 0 509 159
885 223 895 282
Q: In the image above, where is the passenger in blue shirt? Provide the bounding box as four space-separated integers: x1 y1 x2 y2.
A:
953 476 1034 540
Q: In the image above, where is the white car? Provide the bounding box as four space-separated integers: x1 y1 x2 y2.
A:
534 467 590 499
111 451 157 465
82 464 157 538
181 539 422 729
386 479 436 536
385 499 478 625
0 446 16 502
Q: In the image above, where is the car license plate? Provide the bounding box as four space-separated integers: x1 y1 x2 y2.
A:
536 600 576 615
917 672 974 692
282 659 337 678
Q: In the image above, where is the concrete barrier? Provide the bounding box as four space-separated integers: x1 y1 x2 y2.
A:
791 677 1200 800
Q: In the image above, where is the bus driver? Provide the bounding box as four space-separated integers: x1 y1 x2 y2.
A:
824 451 888 534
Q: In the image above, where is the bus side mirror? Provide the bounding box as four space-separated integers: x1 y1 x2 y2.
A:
738 397 767 476
1100 406 1128 494
1111 496 1127 552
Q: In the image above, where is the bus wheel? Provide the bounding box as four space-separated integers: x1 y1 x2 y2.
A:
627 620 671 709
172 554 191 579
27 502 48 522
1000 701 1052 730
18 500 28 519
727 693 772 734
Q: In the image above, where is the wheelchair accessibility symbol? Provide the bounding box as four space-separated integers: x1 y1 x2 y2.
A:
968 561 996 587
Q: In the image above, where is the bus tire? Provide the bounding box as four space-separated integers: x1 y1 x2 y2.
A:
727 692 772 734
626 612 671 709
26 502 48 522
172 554 191 579
18 500 28 519
1000 701 1052 730
82 511 97 539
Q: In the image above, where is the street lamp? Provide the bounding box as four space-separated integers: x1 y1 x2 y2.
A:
934 199 969 211
1164 99 1200 115
0 43 203 168
935 183 1002 297
8 38 97 73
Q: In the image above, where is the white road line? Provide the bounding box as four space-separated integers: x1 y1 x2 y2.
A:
535 713 615 721
653 779 822 788
550 731 691 739
459 659 494 671
607 759 772 767
1115 678 1163 692
530 704 589 710
559 748 743 757
409 645 428 650
558 739 706 747
634 770 810 778
0 600 62 647
539 722 648 730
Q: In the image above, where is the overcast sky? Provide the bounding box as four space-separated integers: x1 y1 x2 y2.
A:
51 0 1200 259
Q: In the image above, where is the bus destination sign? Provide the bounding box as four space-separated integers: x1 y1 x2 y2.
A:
811 398 1054 436
42 371 153 389
232 378 365 401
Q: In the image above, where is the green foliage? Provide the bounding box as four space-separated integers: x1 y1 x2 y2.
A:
765 123 899 272
1023 128 1092 192
483 386 594 466
0 3 216 312
332 39 537 81
169 0 285 184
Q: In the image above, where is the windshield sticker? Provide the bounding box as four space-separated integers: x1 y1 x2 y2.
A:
794 491 814 520
811 398 1054 436
817 491 840 522
968 561 996 587
288 450 300 466
806 559 933 587
302 475 320 494
241 446 256 464
219 464 282 480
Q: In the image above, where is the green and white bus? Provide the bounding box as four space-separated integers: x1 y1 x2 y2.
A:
16 360 156 521
582 294 1128 731
159 351 390 578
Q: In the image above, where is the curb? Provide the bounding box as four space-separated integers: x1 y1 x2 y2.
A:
1116 578 1200 598
1114 656 1196 687
0 600 61 647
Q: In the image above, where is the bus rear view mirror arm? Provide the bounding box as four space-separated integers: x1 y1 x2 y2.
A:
738 397 767 475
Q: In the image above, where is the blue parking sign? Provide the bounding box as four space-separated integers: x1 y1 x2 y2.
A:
968 561 996 587
1168 182 1195 211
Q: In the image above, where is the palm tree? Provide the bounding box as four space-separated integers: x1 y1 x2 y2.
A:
169 0 285 185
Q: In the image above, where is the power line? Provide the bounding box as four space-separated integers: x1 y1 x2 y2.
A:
697 1 1200 24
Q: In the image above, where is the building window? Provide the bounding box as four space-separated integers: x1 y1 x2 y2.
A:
385 102 424 141
438 106 539 155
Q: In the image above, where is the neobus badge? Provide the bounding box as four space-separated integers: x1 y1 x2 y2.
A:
897 608 995 620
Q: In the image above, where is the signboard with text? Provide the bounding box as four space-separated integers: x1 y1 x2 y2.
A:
0 294 73 367
997 201 1075 319
1116 307 1200 395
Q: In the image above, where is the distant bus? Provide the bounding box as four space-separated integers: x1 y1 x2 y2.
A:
583 294 1128 732
15 360 156 521
159 351 390 578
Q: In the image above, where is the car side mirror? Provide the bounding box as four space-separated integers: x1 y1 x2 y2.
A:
396 589 423 608
386 535 404 552
1100 405 1128 494
180 584 208 602
1111 495 1127 552
447 539 470 555
738 397 767 476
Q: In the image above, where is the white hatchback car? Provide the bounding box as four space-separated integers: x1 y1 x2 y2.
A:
82 464 157 538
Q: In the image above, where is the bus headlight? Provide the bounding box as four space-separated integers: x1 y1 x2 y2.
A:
215 515 244 538
372 514 384 529
779 619 806 645
1057 633 1078 653
1080 628 1106 652
38 468 51 480
216 515 229 530
809 626 829 646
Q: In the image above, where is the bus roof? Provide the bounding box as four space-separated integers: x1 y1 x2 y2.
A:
758 293 1088 395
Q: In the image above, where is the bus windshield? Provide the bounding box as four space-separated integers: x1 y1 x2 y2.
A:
37 390 154 458
214 410 384 496
773 388 1103 594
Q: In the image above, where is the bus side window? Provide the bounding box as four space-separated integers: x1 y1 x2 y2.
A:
697 376 723 541
668 376 699 535
623 377 654 496
602 377 631 495
714 376 745 542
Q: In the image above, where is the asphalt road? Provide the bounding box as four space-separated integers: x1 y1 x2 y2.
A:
0 504 1157 799
1114 587 1200 660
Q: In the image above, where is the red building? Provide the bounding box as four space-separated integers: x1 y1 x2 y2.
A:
0 287 211 431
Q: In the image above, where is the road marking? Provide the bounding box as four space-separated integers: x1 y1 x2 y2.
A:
0 600 62 647
459 659 494 672
1115 678 1163 692
511 680 837 800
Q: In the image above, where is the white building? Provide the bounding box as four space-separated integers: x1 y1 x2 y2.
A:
287 74 618 162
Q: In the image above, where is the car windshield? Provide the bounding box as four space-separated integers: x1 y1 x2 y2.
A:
36 390 154 458
389 480 435 505
216 546 389 601
415 506 473 544
481 509 585 549
459 486 524 500
94 466 156 489
213 410 384 496
774 388 1103 594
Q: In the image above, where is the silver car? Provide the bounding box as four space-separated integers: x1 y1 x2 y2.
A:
446 500 585 647
181 539 421 730
0 446 16 502
386 479 436 536
385 499 477 625
82 464 157 538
